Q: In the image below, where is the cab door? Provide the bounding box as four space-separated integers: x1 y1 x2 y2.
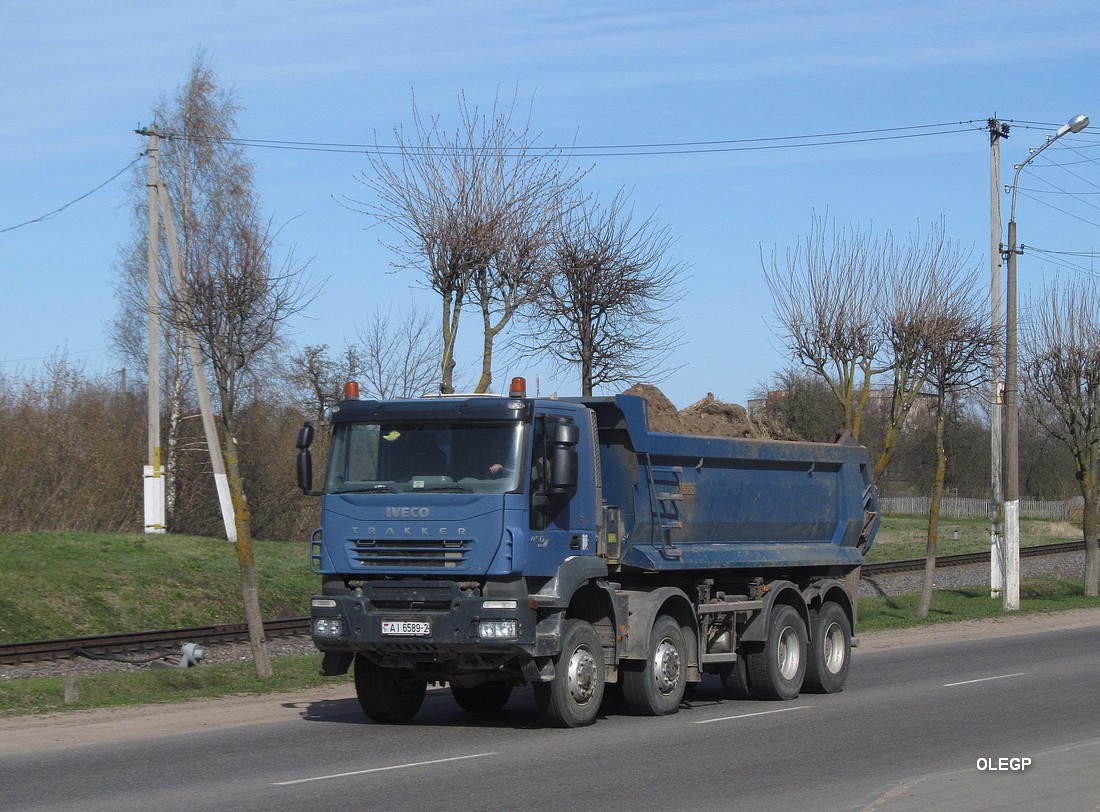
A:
525 409 598 575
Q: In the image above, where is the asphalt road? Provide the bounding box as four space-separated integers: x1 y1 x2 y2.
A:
3 611 1099 812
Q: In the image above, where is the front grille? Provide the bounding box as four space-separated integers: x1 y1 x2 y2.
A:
366 582 455 612
350 538 469 568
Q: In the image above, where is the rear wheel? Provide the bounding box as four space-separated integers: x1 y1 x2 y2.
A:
804 602 851 694
451 681 513 713
745 604 807 700
719 652 753 699
534 619 606 728
622 615 687 716
354 655 427 724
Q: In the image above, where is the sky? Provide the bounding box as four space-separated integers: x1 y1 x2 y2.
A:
3 0 1099 408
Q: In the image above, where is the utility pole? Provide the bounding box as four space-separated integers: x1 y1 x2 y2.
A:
143 126 166 533
988 118 1007 597
138 124 237 542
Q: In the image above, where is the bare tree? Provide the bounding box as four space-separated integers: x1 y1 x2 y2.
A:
120 54 316 677
284 343 363 425
766 216 979 485
168 203 314 679
515 191 685 396
350 93 583 393
113 53 250 528
357 304 441 399
765 214 885 441
917 286 991 617
1023 278 1100 596
876 223 979 482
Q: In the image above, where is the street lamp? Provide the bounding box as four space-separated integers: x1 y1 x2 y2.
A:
1002 112 1089 611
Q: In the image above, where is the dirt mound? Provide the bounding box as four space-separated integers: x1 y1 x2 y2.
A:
622 384 797 440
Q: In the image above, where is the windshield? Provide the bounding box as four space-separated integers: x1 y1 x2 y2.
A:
325 420 526 494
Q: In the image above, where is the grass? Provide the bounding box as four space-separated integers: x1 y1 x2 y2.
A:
859 578 1099 631
0 531 314 642
0 654 348 717
0 525 1096 718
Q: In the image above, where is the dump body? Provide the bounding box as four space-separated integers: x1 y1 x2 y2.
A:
302 387 879 726
585 394 877 573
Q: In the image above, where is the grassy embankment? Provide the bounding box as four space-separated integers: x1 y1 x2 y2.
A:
1 518 1096 716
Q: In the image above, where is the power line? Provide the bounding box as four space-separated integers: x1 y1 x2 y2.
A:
160 120 982 157
1017 189 1100 229
0 156 141 234
1025 247 1100 279
0 346 111 365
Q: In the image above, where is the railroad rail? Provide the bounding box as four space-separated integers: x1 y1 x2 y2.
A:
860 539 1085 576
1 541 1086 666
1 617 310 666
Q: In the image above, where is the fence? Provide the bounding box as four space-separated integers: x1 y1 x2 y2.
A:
878 496 1083 521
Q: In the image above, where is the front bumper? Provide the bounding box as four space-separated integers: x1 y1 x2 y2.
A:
310 579 541 665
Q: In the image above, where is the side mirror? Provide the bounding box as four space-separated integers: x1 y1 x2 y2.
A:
296 422 315 494
549 419 579 492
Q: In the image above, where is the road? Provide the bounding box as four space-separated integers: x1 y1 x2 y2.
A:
3 609 1099 812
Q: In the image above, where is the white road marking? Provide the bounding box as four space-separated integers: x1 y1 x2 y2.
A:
943 672 1027 687
694 705 810 725
274 752 500 786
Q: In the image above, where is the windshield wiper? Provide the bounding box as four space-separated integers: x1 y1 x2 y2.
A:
333 483 396 494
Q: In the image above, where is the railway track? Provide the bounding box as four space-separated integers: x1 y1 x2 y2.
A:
0 617 311 666
1 541 1085 666
860 539 1084 575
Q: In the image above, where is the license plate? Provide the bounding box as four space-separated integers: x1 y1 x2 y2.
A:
381 619 431 637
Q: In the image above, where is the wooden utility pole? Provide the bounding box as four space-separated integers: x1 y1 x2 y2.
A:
139 124 237 542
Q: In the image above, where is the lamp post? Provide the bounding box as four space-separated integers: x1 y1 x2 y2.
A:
1002 112 1089 611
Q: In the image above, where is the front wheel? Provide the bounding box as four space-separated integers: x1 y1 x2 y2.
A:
354 655 427 724
804 602 851 694
534 619 606 728
745 604 807 700
451 681 513 713
622 615 687 716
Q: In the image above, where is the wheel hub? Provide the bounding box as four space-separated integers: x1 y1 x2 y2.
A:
653 639 682 695
777 624 801 680
821 621 845 674
567 646 598 705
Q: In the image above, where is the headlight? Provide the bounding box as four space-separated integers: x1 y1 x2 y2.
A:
482 599 517 610
313 617 345 637
478 619 518 639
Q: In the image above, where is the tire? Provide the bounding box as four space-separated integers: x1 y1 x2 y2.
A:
451 681 513 713
534 619 606 728
804 602 851 694
622 615 687 716
719 651 754 699
354 654 427 724
745 604 807 700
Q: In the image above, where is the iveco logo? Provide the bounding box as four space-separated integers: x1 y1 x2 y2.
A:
385 507 430 518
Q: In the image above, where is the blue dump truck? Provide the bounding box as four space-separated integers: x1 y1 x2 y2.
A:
296 378 879 727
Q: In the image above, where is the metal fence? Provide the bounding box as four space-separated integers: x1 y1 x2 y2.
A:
878 496 1082 521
